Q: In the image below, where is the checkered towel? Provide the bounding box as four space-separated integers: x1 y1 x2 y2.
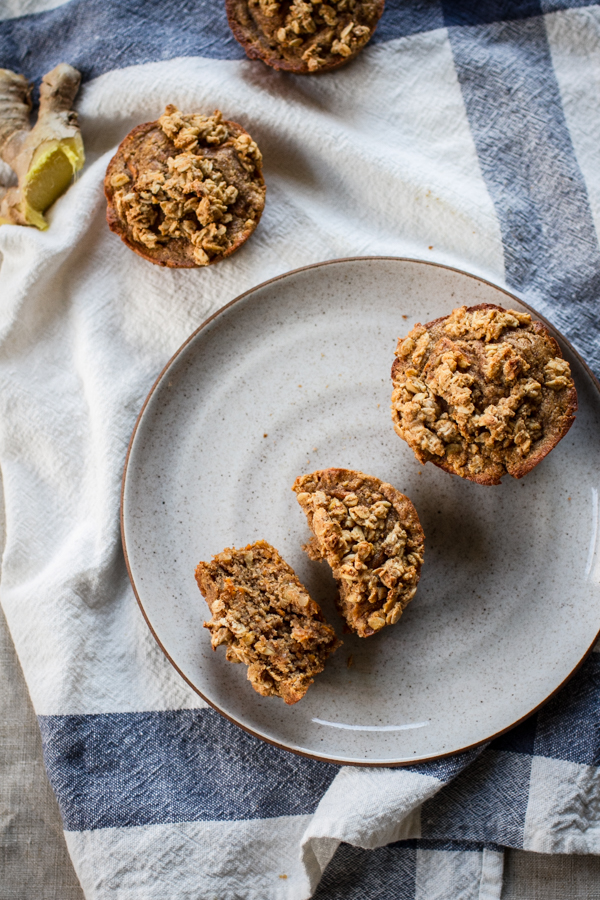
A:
1 1 600 897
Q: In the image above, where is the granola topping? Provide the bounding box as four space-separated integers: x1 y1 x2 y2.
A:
227 0 382 73
293 469 424 637
195 540 340 704
271 0 373 70
391 305 577 484
108 106 265 267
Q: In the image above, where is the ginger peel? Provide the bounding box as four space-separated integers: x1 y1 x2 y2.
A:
0 63 85 230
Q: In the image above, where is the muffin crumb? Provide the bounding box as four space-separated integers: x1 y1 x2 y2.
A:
196 539 340 704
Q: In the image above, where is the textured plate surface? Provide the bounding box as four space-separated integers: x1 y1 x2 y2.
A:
122 258 600 765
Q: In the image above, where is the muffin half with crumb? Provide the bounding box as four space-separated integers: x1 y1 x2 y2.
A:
293 468 424 637
226 0 385 73
195 540 340 704
391 304 577 485
105 106 266 267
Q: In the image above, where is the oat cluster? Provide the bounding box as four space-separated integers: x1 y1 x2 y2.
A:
227 0 383 73
196 540 340 705
106 106 265 267
391 304 577 484
269 0 372 70
293 469 424 637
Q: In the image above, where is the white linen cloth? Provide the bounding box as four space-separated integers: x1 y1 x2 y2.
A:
2 4 600 898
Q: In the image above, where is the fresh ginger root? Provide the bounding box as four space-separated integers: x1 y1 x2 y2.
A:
0 63 85 229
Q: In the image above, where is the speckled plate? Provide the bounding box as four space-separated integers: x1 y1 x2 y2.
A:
121 257 600 766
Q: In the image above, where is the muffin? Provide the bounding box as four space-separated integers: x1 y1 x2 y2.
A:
195 540 340 704
293 468 424 637
391 304 577 485
105 106 265 267
225 0 385 73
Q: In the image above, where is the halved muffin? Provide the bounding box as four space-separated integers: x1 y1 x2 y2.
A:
195 539 340 704
293 468 424 637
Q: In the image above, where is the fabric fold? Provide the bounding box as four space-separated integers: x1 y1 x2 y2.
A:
1 8 600 899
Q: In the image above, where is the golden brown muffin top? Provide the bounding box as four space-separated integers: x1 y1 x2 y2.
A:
226 0 384 73
105 106 266 268
293 468 424 637
391 304 577 485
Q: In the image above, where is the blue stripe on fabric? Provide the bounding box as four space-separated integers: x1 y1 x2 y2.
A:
421 750 532 846
442 0 543 26
38 708 338 831
374 0 445 42
0 0 445 86
533 653 600 766
2 0 600 89
490 713 538 756
0 0 244 87
446 14 600 375
313 838 502 900
407 745 484 781
313 841 417 900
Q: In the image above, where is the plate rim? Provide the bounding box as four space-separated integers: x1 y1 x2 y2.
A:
121 255 600 767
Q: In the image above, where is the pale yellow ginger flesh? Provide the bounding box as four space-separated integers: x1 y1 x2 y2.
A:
0 64 84 229
391 304 577 485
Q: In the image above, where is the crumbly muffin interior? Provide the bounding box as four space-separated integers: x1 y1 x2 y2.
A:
227 0 382 72
293 469 424 637
391 304 577 484
106 106 265 267
195 540 340 705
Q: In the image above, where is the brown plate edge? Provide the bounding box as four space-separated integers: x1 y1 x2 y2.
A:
120 254 600 768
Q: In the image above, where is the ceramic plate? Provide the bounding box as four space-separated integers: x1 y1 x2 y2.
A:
121 258 600 766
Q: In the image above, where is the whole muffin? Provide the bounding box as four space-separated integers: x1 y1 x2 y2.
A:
391 304 578 485
105 106 266 267
226 0 385 73
293 468 424 637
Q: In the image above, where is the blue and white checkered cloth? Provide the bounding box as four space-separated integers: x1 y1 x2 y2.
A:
1 1 600 897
